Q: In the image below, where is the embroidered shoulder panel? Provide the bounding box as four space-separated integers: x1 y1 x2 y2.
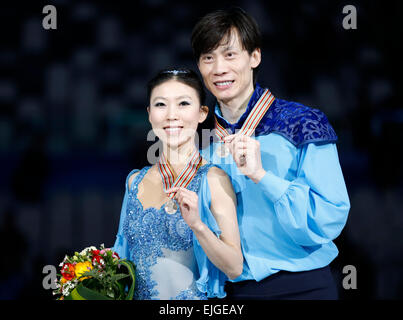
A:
256 98 338 146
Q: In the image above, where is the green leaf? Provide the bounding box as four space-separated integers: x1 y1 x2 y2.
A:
118 260 136 300
110 273 129 283
74 283 113 300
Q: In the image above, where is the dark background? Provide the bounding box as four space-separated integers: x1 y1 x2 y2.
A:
0 0 402 300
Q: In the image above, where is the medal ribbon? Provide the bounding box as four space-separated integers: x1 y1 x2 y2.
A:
214 89 275 140
158 149 202 200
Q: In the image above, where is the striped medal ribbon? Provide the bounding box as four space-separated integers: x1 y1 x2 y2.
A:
158 149 202 214
214 89 275 158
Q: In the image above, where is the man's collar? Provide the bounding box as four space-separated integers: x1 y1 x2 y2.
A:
214 83 266 132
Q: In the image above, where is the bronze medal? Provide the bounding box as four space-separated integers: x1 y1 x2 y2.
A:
164 199 178 215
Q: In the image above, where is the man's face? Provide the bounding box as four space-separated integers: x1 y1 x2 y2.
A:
197 29 261 106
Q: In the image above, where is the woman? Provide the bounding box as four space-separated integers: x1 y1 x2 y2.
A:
113 68 242 300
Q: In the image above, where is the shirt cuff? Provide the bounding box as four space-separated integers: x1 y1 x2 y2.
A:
257 170 291 203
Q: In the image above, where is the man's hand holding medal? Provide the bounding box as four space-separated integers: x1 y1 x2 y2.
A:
223 134 266 183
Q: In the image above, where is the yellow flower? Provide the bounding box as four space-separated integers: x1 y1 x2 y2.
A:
75 261 93 281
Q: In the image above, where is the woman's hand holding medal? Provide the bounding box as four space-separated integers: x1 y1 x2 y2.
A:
165 186 203 230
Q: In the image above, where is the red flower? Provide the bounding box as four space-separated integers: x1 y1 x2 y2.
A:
90 249 101 266
92 254 102 266
61 263 75 281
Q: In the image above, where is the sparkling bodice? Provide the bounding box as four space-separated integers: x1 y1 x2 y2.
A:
122 164 212 300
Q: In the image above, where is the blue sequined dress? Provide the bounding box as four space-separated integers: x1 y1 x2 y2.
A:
113 163 224 300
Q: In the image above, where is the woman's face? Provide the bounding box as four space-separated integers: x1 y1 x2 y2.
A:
148 79 208 149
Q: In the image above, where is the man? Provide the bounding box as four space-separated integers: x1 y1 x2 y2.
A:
191 7 350 299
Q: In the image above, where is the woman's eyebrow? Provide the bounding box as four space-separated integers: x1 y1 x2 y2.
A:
176 95 192 100
151 96 167 104
151 95 193 103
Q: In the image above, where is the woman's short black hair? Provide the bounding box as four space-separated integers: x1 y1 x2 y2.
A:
147 68 206 106
191 7 262 84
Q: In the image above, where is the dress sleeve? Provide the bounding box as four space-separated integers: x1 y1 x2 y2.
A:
201 144 247 195
257 143 350 246
193 167 229 299
112 169 139 260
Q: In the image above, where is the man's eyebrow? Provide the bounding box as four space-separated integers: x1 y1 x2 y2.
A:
222 45 235 51
201 45 236 56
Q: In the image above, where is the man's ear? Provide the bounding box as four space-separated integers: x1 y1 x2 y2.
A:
199 105 209 123
250 47 261 69
147 106 151 121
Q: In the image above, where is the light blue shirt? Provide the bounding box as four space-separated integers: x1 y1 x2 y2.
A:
200 96 350 283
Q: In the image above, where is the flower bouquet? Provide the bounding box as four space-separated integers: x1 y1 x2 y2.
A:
53 244 136 300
